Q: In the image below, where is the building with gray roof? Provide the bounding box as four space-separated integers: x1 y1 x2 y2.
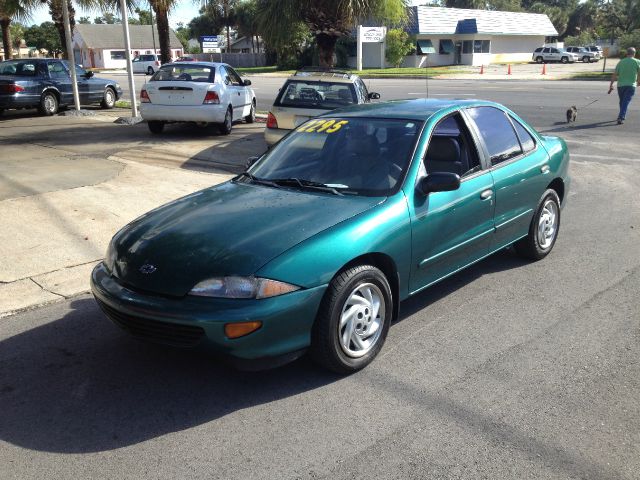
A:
71 24 184 69
407 6 558 66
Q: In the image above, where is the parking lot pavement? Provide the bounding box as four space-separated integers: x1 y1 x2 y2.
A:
0 112 267 316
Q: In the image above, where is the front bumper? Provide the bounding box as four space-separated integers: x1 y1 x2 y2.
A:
140 103 227 123
90 263 327 365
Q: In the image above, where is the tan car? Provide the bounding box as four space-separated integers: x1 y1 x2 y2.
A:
264 69 380 145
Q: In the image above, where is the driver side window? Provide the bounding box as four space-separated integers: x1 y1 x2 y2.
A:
423 113 482 178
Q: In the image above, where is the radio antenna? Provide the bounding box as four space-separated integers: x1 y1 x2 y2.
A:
425 54 429 98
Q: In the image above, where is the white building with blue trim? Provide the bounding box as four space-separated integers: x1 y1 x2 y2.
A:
409 6 558 66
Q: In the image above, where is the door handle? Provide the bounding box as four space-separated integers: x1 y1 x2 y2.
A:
480 189 493 200
540 164 550 174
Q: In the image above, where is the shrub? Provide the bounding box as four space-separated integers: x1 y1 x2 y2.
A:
385 29 413 68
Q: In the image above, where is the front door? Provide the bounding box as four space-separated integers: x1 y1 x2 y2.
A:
455 43 462 65
409 112 494 293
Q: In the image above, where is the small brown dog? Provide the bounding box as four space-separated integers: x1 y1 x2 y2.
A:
566 106 577 123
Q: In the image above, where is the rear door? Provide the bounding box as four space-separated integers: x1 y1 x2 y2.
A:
144 64 217 106
219 65 244 119
226 66 252 117
465 106 551 250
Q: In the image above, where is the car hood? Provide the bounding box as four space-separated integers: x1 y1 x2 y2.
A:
110 181 384 297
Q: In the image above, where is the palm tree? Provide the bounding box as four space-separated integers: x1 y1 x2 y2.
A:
148 0 174 63
0 0 36 60
257 0 407 67
234 0 259 53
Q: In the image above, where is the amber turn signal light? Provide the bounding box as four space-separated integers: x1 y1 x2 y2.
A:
225 321 262 339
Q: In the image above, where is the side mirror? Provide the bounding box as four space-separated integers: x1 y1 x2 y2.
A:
368 92 381 100
242 78 252 86
417 172 461 195
245 156 260 169
84 71 94 78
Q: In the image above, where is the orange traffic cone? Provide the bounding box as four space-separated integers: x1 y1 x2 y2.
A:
541 63 546 75
507 64 512 75
480 64 484 74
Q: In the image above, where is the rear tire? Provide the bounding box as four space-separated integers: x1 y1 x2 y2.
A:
310 265 392 374
218 106 233 135
39 91 59 116
100 87 116 109
582 56 590 63
147 121 165 134
245 100 256 123
514 189 561 261
561 56 569 64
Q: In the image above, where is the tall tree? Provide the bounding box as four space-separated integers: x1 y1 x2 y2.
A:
0 0 36 60
200 0 237 52
257 0 407 67
149 0 176 63
47 0 76 59
235 0 259 52
24 21 63 56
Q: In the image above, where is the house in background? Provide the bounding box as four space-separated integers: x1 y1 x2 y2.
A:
407 6 558 66
227 36 264 54
72 24 183 68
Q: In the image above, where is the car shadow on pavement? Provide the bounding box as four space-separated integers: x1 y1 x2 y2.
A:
0 250 528 455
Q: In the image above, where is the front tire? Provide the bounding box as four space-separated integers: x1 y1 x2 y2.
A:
514 189 561 261
218 106 233 135
39 91 59 116
535 56 543 64
100 87 116 109
561 56 569 64
147 121 165 134
310 265 392 374
582 56 590 63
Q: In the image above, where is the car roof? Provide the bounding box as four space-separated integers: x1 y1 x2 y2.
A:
321 98 500 121
287 69 358 83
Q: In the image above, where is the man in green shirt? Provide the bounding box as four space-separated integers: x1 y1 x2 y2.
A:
609 47 640 124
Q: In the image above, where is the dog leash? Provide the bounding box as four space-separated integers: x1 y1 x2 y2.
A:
579 98 600 109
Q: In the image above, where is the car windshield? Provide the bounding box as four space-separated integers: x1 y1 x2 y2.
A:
276 80 357 109
0 60 38 76
248 117 422 196
151 65 214 82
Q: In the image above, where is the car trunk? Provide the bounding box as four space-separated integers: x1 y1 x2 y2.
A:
271 106 331 130
145 82 214 106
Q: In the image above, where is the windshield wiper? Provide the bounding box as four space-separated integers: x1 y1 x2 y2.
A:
270 177 345 196
234 172 280 188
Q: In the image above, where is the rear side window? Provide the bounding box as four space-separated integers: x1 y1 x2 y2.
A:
509 116 536 153
467 106 522 166
1 60 39 76
275 80 356 109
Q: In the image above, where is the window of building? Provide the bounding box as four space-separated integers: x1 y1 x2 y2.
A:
110 50 126 60
416 39 435 55
473 40 491 54
439 39 454 54
462 41 473 54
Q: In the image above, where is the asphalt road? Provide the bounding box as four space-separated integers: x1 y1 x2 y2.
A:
1 80 640 479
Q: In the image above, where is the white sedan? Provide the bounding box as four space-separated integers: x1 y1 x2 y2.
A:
140 62 256 135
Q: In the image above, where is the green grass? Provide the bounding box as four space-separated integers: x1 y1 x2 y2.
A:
115 100 132 108
356 66 469 77
563 71 612 81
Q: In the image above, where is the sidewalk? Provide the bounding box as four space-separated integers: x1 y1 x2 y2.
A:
0 112 266 317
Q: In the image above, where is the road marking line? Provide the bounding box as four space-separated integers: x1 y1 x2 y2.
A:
571 153 640 163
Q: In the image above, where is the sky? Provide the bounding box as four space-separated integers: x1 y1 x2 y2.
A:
30 2 203 29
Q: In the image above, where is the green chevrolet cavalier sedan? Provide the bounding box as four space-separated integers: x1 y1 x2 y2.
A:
91 99 570 373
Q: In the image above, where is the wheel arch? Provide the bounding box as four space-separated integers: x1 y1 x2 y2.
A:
41 87 60 102
547 178 565 203
340 253 400 323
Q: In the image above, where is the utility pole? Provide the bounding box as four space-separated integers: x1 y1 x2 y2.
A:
61 0 80 111
120 0 139 117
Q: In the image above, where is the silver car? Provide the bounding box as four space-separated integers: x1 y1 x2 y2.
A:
532 47 579 64
265 69 380 145
565 46 599 63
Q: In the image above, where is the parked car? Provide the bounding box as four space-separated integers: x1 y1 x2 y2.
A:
92 98 570 373
132 54 161 75
565 46 599 62
584 45 603 59
532 47 580 63
0 58 122 116
264 68 381 145
139 62 256 135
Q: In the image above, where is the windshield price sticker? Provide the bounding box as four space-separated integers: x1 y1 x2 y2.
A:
296 119 349 134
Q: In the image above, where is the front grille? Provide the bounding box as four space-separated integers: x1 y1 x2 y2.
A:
97 300 205 348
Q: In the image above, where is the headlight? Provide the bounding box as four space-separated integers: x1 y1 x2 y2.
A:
104 239 117 274
189 277 300 299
